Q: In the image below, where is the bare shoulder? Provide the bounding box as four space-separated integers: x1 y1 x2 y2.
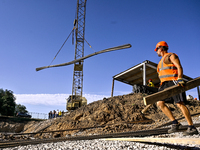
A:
164 53 179 64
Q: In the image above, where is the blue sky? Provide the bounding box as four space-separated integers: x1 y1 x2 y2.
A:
1 0 200 115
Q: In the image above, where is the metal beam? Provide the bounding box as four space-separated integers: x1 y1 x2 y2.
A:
111 78 115 97
103 137 200 145
72 0 87 97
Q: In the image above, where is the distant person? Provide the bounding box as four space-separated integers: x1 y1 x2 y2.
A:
59 110 62 117
50 111 52 119
48 111 52 119
147 79 155 87
62 110 64 117
154 41 198 135
53 110 56 118
56 109 59 118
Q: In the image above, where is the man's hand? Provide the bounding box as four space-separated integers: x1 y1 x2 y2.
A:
177 78 186 87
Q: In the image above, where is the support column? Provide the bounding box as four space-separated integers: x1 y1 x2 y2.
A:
143 63 146 85
197 86 200 100
111 78 115 97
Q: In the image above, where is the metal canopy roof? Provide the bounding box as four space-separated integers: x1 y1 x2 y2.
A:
111 60 199 99
112 60 193 88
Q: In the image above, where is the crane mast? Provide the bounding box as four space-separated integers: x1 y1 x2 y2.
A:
72 0 87 98
35 0 132 111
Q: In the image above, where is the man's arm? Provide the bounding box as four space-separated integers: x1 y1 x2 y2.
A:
169 54 183 79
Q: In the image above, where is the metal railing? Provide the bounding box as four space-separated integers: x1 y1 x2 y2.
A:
28 112 48 120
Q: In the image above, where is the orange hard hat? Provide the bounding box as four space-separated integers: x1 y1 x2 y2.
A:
155 41 168 51
148 79 152 82
194 98 197 100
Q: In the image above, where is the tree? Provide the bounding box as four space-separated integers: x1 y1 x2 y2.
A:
0 88 16 116
15 104 28 114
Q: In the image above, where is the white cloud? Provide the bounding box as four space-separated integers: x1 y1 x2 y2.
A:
14 93 110 106
13 90 199 115
14 94 69 105
14 89 199 107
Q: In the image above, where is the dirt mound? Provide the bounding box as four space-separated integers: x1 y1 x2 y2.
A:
32 93 200 138
2 93 200 139
0 121 25 133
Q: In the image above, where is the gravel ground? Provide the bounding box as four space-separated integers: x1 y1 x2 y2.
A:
2 118 200 150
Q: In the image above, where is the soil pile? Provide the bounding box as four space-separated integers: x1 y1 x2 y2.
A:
0 121 25 133
1 93 200 140
31 93 200 138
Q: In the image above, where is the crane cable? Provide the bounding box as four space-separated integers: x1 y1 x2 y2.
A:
48 27 75 67
48 1 94 66
84 38 95 53
48 27 95 67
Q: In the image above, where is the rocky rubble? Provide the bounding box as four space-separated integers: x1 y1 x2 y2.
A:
0 133 33 141
26 93 200 139
1 93 200 140
0 121 25 133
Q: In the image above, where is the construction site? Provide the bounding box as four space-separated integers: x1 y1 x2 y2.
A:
1 57 200 148
1 0 200 149
1 91 200 149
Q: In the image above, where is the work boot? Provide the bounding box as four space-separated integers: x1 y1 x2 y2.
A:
183 127 199 136
168 123 184 134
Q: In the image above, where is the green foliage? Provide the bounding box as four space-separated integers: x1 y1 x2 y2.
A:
0 88 16 116
15 104 28 114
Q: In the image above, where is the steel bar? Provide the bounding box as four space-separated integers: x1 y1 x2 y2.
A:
36 44 132 71
1 123 200 149
103 137 200 145
5 119 153 136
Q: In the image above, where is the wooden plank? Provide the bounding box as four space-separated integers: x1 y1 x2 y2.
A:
143 76 200 105
103 137 200 145
141 104 152 114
